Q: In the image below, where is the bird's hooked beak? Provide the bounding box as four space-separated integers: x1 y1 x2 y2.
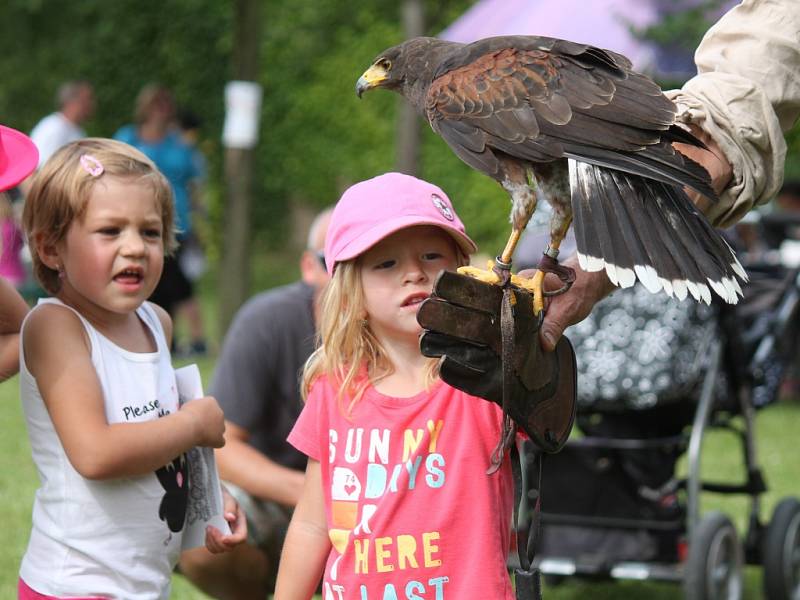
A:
356 62 389 98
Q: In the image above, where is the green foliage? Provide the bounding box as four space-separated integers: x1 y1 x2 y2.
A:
253 0 503 249
633 0 729 54
784 123 800 183
0 1 231 142
4 0 799 260
2 0 509 259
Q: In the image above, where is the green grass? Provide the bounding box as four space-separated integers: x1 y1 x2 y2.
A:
3 374 798 599
3 255 799 597
0 355 219 600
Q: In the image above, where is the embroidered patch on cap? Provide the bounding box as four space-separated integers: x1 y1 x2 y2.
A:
431 193 454 221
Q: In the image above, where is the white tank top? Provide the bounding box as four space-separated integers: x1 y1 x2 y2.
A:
19 299 185 599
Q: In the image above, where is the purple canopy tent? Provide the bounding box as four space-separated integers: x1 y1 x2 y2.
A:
439 0 702 80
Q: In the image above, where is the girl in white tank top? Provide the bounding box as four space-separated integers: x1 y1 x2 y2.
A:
18 139 245 599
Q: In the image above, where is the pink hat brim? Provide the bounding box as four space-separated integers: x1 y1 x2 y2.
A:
327 214 477 275
0 125 39 192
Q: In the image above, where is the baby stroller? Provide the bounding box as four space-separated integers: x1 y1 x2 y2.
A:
516 214 800 599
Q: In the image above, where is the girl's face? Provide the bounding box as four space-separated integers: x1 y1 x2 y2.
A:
55 176 165 322
358 225 459 344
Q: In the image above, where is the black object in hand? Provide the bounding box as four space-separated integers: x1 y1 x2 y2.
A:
418 270 577 453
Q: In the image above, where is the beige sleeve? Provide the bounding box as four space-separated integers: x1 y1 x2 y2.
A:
664 0 800 228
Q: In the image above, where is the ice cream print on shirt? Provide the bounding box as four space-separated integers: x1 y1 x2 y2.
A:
156 454 190 533
324 419 448 600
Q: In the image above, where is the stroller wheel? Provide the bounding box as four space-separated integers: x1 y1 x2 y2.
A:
763 497 800 600
684 512 743 600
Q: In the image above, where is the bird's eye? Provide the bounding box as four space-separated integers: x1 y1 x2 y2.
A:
378 58 392 71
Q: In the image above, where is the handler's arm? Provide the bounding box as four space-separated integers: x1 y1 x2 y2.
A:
274 458 330 600
666 0 800 227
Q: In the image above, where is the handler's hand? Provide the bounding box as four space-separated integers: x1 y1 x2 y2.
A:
418 270 576 453
672 123 732 213
532 255 616 353
204 485 247 554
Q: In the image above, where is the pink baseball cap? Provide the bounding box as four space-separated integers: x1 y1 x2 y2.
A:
0 125 39 192
324 172 477 275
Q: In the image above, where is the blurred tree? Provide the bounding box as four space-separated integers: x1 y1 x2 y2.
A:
219 0 260 334
396 0 424 175
6 0 795 312
0 0 513 316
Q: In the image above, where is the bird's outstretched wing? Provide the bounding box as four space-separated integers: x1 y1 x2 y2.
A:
424 35 713 198
422 35 745 302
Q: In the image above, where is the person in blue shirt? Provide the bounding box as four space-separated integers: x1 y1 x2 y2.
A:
114 84 208 355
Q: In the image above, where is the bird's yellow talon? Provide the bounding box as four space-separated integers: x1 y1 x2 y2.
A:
457 262 545 314
529 270 545 315
457 262 501 285
492 271 545 314
508 273 536 294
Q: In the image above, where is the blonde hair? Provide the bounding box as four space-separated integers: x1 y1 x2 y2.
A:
0 193 13 220
302 244 467 414
22 138 176 294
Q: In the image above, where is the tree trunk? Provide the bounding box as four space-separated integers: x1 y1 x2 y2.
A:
218 0 261 337
395 0 424 175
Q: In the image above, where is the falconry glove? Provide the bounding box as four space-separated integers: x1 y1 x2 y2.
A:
418 270 577 454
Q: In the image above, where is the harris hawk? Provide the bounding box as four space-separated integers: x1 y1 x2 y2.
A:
356 36 747 313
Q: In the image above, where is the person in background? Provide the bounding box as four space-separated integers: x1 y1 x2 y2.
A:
174 109 209 287
180 207 332 599
0 124 37 381
29 80 94 168
114 84 208 356
177 108 209 184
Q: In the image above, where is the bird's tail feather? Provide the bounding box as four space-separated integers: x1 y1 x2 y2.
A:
569 160 747 304
564 141 716 201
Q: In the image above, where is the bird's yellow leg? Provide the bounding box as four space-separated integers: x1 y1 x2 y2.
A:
512 216 573 315
457 228 523 284
499 228 522 265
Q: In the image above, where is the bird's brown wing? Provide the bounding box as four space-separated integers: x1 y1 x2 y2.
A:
420 36 746 303
425 37 713 197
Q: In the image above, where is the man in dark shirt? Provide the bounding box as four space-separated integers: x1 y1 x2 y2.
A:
179 208 331 598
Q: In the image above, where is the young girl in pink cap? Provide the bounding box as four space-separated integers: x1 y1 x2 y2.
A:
17 138 245 599
275 172 516 600
0 124 37 381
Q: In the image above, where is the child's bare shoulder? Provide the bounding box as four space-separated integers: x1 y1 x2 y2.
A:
24 304 90 364
25 302 83 333
146 301 173 343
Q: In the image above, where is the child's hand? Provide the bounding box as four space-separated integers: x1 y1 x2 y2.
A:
180 396 226 448
205 485 247 553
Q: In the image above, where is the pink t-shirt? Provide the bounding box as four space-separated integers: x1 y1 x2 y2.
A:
289 376 515 600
